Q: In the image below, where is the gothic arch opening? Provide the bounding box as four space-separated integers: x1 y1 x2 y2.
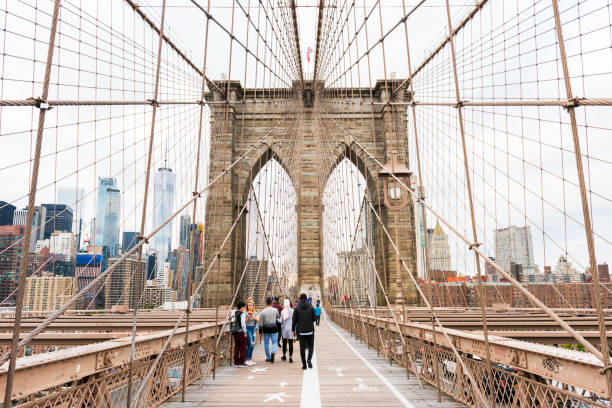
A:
322 158 376 306
243 158 298 305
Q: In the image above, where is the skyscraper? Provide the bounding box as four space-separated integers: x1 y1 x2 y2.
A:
179 215 191 247
41 204 73 239
93 178 121 257
153 166 175 269
0 201 16 226
495 225 535 277
56 187 85 222
427 220 451 272
56 187 85 248
122 231 138 253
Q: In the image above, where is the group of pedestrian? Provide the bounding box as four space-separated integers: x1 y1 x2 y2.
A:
230 293 321 370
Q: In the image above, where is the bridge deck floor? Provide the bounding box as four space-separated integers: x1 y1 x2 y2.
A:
163 312 465 407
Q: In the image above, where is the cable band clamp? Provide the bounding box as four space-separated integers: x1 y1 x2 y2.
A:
564 97 580 110
136 235 149 244
30 97 52 110
468 242 481 250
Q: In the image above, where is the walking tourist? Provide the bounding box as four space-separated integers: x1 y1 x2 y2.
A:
260 296 280 363
314 300 322 326
292 293 317 369
280 298 295 362
272 296 283 346
245 298 260 366
230 301 247 368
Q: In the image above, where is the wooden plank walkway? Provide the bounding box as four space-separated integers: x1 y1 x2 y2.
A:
162 311 465 407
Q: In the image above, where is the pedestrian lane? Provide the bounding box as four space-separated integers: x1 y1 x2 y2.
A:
163 311 465 407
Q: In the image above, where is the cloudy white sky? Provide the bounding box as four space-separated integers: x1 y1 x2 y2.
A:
0 0 610 277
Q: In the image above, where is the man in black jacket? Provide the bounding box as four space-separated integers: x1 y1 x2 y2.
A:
292 292 317 369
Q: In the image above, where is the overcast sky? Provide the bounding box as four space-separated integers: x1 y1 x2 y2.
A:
0 0 610 276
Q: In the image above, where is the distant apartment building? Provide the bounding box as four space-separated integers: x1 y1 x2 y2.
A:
337 247 375 306
554 255 581 282
142 284 165 308
75 254 103 309
495 226 535 278
484 256 499 281
35 239 50 253
24 276 75 311
104 257 146 309
426 220 451 273
0 225 25 304
599 263 610 283
50 231 76 258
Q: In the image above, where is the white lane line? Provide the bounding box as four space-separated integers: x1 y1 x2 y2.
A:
324 312 416 408
299 338 321 408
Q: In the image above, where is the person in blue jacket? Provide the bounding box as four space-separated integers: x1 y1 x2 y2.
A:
314 300 321 326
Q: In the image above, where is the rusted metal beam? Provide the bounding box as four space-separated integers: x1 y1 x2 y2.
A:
337 309 609 397
0 322 222 402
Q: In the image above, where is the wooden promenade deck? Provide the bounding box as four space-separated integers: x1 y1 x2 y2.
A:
162 311 465 407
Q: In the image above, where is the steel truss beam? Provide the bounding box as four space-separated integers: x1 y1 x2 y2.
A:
338 309 609 397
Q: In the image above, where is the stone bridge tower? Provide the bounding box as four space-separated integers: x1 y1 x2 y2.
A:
200 79 418 307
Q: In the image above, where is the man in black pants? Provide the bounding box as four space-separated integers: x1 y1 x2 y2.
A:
292 293 317 369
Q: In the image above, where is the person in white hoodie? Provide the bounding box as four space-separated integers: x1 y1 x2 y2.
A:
280 299 295 363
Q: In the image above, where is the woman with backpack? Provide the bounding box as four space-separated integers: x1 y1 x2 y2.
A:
280 299 295 363
245 297 260 366
230 301 248 367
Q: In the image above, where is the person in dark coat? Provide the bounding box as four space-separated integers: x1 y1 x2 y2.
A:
272 296 283 346
292 293 317 369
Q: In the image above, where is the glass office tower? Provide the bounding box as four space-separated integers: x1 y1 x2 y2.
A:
153 166 175 276
93 178 121 257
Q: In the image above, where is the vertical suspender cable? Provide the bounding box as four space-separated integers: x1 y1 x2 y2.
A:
3 1 62 406
550 0 611 395
181 0 212 400
126 1 167 406
442 0 494 405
